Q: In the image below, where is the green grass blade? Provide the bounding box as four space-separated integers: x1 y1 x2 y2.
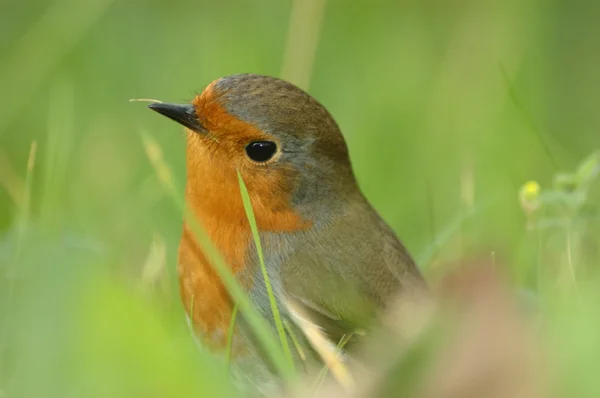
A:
17 141 37 252
499 63 558 170
225 304 239 367
283 318 307 362
279 0 327 90
0 141 37 377
42 79 74 224
418 199 493 267
237 171 296 372
139 131 296 382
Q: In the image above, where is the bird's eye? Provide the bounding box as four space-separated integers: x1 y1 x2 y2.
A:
245 141 278 162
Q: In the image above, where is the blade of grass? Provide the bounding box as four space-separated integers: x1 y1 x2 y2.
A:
139 131 296 382
141 233 166 285
237 171 295 371
418 199 493 267
283 318 307 362
499 63 558 170
564 220 580 298
0 151 25 206
313 333 353 391
17 142 37 251
41 79 75 224
1 141 37 377
425 176 437 261
284 298 355 390
280 0 327 90
225 304 239 367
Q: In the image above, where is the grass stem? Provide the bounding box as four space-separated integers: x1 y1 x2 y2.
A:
237 171 296 372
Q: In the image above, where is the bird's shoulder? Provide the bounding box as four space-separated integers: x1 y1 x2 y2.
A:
278 197 426 333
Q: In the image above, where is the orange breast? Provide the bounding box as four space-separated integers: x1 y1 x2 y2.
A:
178 215 250 349
178 163 310 348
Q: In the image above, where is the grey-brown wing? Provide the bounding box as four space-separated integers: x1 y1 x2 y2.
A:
281 204 426 343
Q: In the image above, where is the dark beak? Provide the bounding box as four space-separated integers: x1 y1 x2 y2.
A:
148 103 205 133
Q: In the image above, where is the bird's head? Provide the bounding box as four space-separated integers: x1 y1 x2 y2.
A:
149 74 358 226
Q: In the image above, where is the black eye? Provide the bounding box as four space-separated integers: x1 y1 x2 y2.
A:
245 141 278 162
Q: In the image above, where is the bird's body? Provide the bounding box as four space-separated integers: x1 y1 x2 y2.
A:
149 74 427 380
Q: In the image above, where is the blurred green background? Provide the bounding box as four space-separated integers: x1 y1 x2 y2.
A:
1 0 600 397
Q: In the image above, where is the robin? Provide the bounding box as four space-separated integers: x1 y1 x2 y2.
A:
148 74 427 383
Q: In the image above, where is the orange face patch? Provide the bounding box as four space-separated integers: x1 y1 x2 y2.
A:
178 80 312 348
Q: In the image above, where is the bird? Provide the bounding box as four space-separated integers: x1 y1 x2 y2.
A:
147 73 428 386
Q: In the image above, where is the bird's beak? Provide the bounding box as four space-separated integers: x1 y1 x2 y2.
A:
148 103 205 133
